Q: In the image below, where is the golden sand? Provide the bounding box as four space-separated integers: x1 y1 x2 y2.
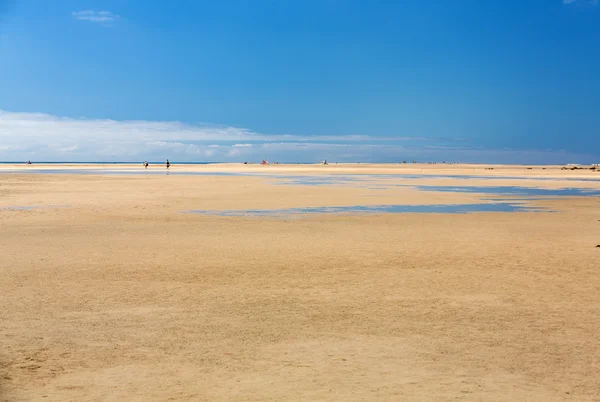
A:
1 164 600 401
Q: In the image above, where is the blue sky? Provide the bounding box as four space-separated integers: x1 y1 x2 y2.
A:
0 0 599 163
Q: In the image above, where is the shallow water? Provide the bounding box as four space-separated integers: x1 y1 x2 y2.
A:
0 204 69 211
2 168 600 182
0 205 66 211
0 168 239 176
3 169 600 204
413 185 600 197
187 202 548 217
271 173 600 185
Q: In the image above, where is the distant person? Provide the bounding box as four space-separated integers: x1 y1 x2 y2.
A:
166 159 170 169
27 160 31 165
143 161 149 169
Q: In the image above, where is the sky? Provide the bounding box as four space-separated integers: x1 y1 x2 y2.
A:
0 0 599 163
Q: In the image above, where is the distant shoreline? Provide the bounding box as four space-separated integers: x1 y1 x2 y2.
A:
0 161 597 166
0 161 221 165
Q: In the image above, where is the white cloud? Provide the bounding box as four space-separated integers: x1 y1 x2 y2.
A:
0 110 396 161
563 0 598 5
0 110 400 143
0 110 414 160
72 10 120 23
0 110 595 164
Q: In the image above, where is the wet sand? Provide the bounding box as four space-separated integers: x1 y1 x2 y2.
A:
1 164 600 401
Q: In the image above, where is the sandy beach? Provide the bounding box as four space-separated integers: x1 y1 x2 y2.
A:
1 164 600 401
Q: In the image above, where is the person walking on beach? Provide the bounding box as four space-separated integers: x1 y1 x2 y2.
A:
166 159 170 169
143 161 148 169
